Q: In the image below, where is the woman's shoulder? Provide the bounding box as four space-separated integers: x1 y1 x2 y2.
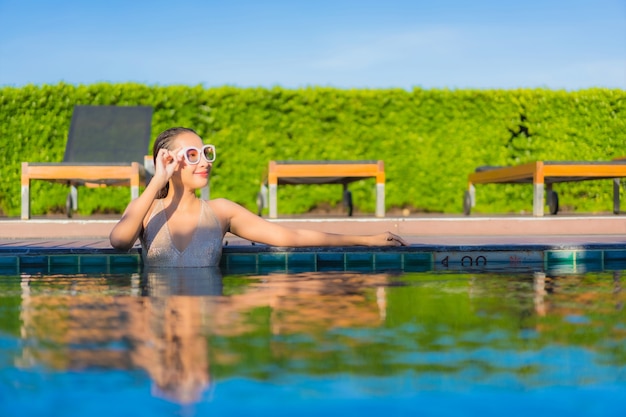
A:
206 197 233 208
206 198 242 214
207 197 253 216
206 197 247 207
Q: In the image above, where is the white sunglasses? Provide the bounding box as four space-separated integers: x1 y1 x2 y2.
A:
182 145 216 164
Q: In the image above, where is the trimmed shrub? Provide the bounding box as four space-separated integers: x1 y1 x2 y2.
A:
0 84 623 217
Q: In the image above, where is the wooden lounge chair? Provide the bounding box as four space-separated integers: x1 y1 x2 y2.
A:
464 160 626 216
21 105 153 219
257 160 386 218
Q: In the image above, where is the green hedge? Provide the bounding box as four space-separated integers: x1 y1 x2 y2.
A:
0 84 624 217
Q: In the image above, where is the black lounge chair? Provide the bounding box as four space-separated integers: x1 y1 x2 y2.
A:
21 105 153 219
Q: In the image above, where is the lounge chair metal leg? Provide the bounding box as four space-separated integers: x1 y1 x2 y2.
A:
375 183 385 217
463 191 472 215
342 186 353 217
66 193 73 218
70 185 78 211
533 183 544 216
65 185 78 218
464 184 476 215
614 178 621 214
256 192 264 216
547 191 559 215
256 184 267 216
21 184 30 220
21 163 31 220
269 184 278 218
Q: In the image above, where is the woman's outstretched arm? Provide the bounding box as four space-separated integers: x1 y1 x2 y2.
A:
211 198 408 247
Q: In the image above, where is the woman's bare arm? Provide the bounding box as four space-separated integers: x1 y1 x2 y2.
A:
109 183 160 251
109 148 182 251
211 198 408 247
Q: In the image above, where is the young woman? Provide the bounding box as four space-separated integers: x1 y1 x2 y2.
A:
109 127 407 267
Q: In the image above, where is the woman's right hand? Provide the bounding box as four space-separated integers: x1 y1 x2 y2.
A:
153 147 183 187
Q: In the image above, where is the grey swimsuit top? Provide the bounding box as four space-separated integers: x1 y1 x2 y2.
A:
140 199 223 267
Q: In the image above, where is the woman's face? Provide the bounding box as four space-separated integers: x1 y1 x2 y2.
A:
171 131 212 189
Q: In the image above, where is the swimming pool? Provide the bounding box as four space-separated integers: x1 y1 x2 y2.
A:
1 263 625 416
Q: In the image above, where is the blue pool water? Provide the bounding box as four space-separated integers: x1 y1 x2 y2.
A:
1 266 625 416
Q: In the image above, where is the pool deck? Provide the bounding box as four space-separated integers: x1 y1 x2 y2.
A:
1 214 625 251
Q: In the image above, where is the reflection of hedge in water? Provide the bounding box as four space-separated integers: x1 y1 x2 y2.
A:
1 270 625 386
1 84 624 216
208 272 626 383
0 277 21 336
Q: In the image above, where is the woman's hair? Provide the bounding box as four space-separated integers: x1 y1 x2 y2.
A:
153 127 198 199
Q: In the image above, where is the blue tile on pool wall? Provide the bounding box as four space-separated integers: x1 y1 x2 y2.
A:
604 250 626 262
20 255 49 267
50 255 79 266
223 254 258 274
258 253 288 274
110 255 141 266
287 253 317 271
574 250 603 263
259 253 287 267
603 250 626 270
346 252 374 271
226 254 258 266
0 256 18 275
547 250 603 265
0 256 18 267
50 265 81 275
108 255 141 274
80 256 109 267
317 253 345 271
81 265 111 274
546 251 575 264
0 266 18 275
403 252 432 272
374 252 403 270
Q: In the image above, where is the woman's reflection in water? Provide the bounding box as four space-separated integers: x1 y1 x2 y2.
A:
18 268 388 406
131 267 223 405
143 266 224 297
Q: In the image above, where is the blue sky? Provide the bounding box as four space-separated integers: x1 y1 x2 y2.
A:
1 0 624 90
